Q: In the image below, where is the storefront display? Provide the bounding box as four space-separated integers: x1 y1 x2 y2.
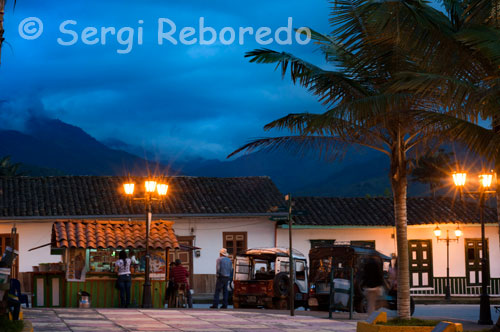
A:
66 249 86 282
33 219 179 308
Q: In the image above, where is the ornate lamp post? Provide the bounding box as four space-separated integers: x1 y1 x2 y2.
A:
433 225 462 300
452 170 494 325
123 177 169 308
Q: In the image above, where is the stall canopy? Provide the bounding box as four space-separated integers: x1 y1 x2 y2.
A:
51 220 179 249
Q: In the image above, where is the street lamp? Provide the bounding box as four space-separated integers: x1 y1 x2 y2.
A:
434 225 461 300
122 177 169 308
452 170 495 325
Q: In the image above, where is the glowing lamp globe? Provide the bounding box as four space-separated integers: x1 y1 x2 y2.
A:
452 172 467 187
479 173 493 189
157 184 168 196
123 183 135 195
145 180 157 193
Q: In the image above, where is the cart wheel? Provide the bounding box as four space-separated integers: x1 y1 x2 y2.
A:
273 273 290 297
233 299 240 309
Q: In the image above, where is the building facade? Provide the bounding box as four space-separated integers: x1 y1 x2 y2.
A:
0 176 285 294
276 197 500 297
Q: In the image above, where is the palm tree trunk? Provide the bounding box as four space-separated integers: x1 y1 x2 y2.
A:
392 172 411 319
0 0 5 65
391 127 411 320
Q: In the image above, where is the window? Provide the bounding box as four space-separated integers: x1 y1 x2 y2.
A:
409 240 433 288
223 232 247 258
0 234 19 278
295 260 306 280
351 241 375 249
465 239 489 285
310 239 335 248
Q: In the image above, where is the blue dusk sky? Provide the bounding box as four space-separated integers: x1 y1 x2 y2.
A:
0 0 332 160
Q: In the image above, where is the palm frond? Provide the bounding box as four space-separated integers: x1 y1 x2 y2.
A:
227 135 352 161
245 49 371 105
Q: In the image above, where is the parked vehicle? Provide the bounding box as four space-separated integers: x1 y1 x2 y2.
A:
232 247 308 309
308 245 415 315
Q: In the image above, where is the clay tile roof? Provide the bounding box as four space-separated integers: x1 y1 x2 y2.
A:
0 176 284 217
292 197 497 226
51 220 179 249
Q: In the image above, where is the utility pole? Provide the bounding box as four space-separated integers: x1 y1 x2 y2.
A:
286 194 295 316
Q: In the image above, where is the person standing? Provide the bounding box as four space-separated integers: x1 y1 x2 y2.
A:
115 250 132 308
210 248 232 309
360 257 384 315
171 259 193 308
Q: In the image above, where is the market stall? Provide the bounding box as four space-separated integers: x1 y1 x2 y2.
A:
32 220 179 308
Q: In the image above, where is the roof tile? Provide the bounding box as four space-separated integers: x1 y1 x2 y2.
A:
51 220 179 249
292 197 497 226
0 176 284 217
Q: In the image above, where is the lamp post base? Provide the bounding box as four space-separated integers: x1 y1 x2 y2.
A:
478 294 492 325
142 282 153 308
444 285 451 300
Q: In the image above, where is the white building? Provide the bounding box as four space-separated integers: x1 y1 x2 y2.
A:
276 197 500 297
2 176 498 298
0 176 285 294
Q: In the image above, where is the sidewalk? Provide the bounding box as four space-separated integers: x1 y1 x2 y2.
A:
24 308 359 332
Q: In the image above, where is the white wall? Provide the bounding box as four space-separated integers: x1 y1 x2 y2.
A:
5 219 497 278
276 227 397 260
276 224 500 278
0 217 276 274
0 222 63 272
172 217 276 274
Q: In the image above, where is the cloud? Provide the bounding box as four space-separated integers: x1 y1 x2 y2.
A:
0 0 330 160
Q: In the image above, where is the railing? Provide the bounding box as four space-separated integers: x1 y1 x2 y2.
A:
410 277 500 297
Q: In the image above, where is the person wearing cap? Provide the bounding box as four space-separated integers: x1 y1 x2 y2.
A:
171 259 192 308
210 248 232 309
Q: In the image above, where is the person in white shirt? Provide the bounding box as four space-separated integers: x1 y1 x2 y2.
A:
115 250 132 308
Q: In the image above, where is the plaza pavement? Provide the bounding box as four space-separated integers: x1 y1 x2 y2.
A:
24 308 359 332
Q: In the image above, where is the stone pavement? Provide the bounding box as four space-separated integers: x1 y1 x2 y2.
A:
24 308 358 332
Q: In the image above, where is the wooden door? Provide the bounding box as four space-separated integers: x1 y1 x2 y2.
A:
465 238 489 285
409 240 433 288
0 233 19 278
168 236 194 286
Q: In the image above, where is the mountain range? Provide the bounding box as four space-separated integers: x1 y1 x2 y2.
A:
0 117 432 197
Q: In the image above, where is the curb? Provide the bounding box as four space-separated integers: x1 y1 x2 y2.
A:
356 311 463 332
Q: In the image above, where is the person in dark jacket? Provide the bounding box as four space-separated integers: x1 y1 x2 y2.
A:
361 258 384 314
210 248 232 309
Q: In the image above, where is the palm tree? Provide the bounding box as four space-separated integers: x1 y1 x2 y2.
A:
0 156 22 176
0 0 14 64
410 149 454 197
0 0 5 63
386 0 500 248
229 0 452 319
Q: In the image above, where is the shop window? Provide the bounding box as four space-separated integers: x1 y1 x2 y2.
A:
409 240 433 288
223 232 247 258
0 234 18 278
310 239 335 248
465 239 489 285
351 240 375 249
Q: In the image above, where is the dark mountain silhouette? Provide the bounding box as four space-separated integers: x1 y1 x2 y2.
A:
0 117 436 196
0 117 161 175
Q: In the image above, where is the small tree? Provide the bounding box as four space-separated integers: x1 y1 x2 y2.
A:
0 156 22 176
